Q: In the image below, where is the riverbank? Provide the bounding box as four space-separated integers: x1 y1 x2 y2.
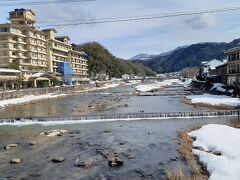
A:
189 123 240 180
172 120 240 180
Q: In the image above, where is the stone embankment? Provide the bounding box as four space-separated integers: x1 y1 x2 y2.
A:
0 85 92 100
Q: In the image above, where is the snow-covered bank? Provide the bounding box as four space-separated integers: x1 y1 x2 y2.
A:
189 124 240 180
186 94 240 107
77 82 123 93
135 79 180 92
0 94 66 107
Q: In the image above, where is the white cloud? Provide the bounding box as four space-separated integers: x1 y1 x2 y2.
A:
185 14 216 30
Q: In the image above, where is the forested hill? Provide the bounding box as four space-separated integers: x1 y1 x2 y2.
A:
132 38 240 73
72 42 156 78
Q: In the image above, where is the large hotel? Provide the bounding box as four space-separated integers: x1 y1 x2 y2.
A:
0 8 88 88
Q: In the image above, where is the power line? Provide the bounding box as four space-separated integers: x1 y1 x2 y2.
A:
0 0 96 6
36 6 240 27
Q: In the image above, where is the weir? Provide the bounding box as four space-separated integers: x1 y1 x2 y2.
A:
0 110 239 124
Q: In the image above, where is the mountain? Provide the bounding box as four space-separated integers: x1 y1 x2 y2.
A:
131 46 189 61
132 39 240 73
72 42 156 78
131 54 154 61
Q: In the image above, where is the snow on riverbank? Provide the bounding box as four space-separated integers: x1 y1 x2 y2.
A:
189 124 240 180
135 79 180 92
186 93 240 107
0 94 66 107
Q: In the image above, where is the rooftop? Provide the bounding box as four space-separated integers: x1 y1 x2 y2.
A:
225 46 240 53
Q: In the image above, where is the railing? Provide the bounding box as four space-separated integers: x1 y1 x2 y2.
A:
0 110 239 124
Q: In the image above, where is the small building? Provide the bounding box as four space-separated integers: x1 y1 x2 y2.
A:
199 59 225 80
122 74 130 80
95 73 109 81
29 72 53 88
0 68 21 90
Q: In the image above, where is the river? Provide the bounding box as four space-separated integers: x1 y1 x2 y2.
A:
0 83 238 180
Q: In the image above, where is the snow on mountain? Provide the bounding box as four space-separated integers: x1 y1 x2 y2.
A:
131 45 189 61
130 54 153 61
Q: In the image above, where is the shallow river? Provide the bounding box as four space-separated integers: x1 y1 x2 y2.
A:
0 84 211 118
0 84 238 179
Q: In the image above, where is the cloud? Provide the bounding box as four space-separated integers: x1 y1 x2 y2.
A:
33 5 96 23
185 14 216 30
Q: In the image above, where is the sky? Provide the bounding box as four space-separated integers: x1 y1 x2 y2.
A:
1 0 240 59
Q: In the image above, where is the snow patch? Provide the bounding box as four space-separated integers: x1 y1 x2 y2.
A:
189 124 240 180
186 93 240 107
135 79 180 92
0 94 66 107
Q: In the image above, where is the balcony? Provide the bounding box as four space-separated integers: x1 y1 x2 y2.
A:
10 29 25 37
17 39 27 44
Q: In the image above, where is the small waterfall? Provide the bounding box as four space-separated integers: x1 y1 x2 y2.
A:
0 110 239 125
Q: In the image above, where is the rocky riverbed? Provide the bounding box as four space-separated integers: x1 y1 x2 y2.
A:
0 117 238 179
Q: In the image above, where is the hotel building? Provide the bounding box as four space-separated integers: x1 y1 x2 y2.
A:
0 8 88 88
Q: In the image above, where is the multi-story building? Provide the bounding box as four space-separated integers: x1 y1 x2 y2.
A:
225 47 240 85
69 50 88 82
0 9 88 88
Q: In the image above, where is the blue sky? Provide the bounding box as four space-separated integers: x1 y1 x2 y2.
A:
1 0 240 59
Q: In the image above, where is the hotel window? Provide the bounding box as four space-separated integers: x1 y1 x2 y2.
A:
0 28 9 32
0 35 8 40
2 43 8 48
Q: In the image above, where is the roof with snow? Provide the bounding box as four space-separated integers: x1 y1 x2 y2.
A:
205 59 224 70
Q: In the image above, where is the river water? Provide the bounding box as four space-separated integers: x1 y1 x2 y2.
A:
0 84 211 118
0 83 238 179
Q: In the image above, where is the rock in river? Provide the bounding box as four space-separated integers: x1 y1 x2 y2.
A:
74 157 96 168
29 142 37 145
103 129 112 133
40 129 68 137
4 143 18 150
108 157 123 167
10 158 21 164
52 157 65 163
101 148 123 167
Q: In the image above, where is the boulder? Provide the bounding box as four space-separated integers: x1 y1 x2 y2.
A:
4 144 18 150
10 158 21 164
29 142 37 145
74 157 96 168
101 148 123 167
108 157 123 167
40 129 68 137
52 157 65 163
127 154 135 159
213 151 222 156
103 129 112 133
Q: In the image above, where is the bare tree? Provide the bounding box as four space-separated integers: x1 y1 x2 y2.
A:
180 67 199 78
